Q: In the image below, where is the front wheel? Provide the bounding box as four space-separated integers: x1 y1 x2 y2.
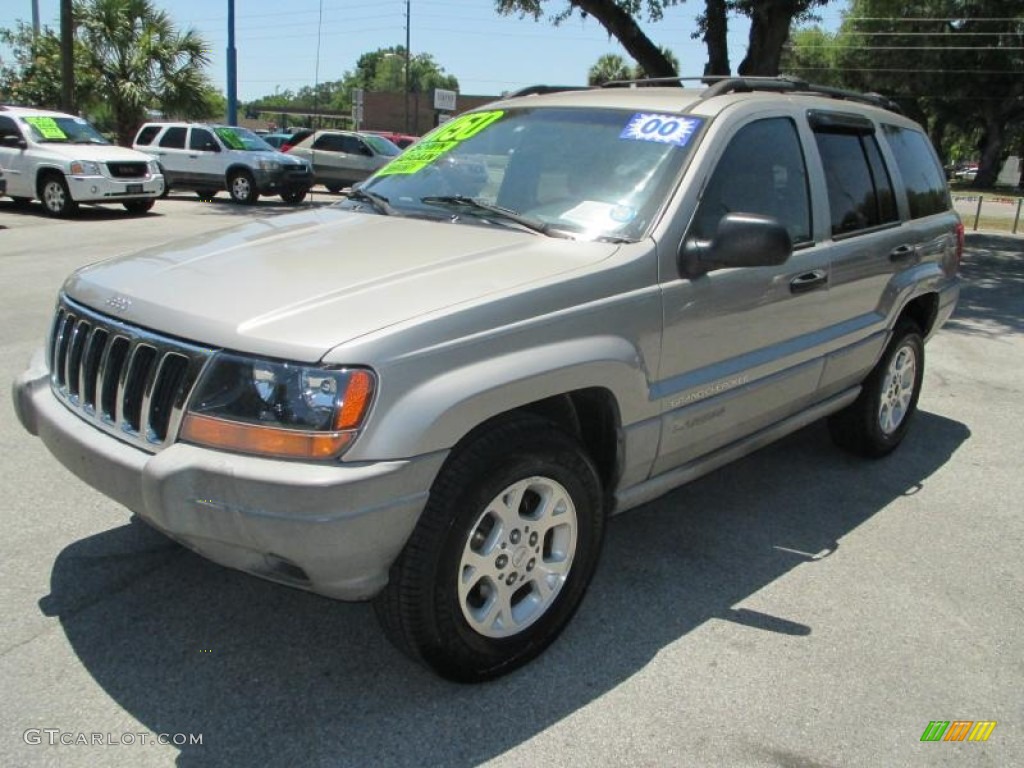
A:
228 170 258 204
39 174 78 217
829 320 925 457
280 189 307 204
374 414 604 682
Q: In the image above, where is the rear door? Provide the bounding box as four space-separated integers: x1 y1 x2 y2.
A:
0 115 31 197
152 126 190 185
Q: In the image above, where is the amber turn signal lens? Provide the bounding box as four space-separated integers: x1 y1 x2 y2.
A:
181 414 355 460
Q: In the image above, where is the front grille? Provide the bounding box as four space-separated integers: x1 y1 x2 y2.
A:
106 162 148 178
284 165 310 175
49 296 213 452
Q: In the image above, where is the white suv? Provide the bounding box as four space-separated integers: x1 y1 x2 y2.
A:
0 105 164 216
132 122 313 205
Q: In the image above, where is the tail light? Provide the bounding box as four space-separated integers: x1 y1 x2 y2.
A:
954 220 964 272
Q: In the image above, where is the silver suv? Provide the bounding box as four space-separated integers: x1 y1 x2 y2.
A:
132 122 313 204
0 105 164 216
14 78 961 681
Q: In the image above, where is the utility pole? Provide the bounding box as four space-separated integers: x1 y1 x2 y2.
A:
60 0 74 113
404 0 411 133
227 0 238 125
31 0 40 37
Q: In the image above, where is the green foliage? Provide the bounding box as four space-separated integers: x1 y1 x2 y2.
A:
588 54 632 85
0 22 97 108
244 46 459 117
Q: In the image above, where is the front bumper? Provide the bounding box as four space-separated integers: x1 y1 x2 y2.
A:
253 167 314 195
13 349 445 600
67 173 164 203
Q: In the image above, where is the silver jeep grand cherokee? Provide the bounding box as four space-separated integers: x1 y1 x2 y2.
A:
13 78 961 681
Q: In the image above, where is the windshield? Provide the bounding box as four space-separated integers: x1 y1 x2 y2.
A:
213 126 274 152
360 107 704 241
363 134 402 157
22 115 110 145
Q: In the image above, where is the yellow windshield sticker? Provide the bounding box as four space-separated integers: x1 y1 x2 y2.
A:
376 110 504 176
24 116 66 140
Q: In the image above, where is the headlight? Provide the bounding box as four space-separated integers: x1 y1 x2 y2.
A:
180 353 375 460
148 160 162 175
257 159 281 171
69 160 101 175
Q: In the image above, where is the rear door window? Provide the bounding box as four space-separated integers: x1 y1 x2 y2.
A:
813 121 898 237
882 125 950 218
158 127 187 149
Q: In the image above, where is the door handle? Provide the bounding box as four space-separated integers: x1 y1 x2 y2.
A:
889 244 916 262
790 270 828 293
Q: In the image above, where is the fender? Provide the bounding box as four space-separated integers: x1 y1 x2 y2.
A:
346 335 653 460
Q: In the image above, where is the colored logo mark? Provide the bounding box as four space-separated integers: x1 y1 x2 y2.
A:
920 720 997 742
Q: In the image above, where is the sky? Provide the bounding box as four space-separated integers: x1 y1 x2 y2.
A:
0 0 850 101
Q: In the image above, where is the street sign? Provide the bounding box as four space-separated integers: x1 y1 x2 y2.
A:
433 88 457 112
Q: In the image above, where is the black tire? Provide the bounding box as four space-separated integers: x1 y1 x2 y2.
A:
374 414 605 682
195 189 218 202
325 184 343 194
829 320 925 458
38 173 78 217
227 170 258 204
280 189 307 204
123 199 154 215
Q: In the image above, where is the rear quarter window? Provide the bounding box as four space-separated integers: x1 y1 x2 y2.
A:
134 125 160 146
882 125 950 219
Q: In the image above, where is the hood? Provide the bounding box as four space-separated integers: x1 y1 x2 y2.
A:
39 143 155 163
63 208 620 362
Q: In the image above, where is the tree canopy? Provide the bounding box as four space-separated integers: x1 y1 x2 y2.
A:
496 0 831 78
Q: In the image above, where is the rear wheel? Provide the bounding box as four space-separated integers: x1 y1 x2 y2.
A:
829 320 925 457
39 173 78 217
123 199 154 215
228 170 258 204
375 414 605 682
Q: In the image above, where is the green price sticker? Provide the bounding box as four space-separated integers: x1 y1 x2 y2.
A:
214 128 246 150
376 110 504 176
24 117 66 140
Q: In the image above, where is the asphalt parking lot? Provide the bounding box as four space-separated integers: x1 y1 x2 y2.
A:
1 196 1021 767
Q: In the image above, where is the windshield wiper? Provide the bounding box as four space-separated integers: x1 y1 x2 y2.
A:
346 187 395 216
420 195 569 238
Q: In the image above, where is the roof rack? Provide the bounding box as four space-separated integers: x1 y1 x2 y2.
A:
696 76 903 114
601 76 709 88
505 85 592 98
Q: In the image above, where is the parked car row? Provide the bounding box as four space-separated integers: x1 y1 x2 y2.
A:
1 106 422 216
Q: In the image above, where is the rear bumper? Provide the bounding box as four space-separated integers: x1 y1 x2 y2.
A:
14 349 446 601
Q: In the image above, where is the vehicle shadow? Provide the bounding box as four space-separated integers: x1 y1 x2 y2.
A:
0 199 155 221
40 412 969 767
945 233 1024 336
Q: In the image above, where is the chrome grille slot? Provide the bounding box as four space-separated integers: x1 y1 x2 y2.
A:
47 296 214 452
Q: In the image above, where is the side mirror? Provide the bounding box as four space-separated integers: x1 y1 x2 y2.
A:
1 135 28 149
679 213 792 277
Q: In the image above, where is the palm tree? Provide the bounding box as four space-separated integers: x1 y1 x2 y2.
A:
74 0 212 145
588 54 631 86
